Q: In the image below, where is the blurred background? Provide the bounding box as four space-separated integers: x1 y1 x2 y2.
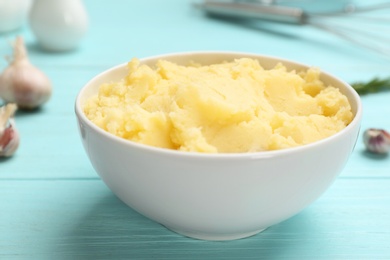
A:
1 0 390 80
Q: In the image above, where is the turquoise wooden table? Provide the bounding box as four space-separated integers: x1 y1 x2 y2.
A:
1 0 390 259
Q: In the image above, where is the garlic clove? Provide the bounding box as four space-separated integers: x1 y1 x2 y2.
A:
0 122 20 157
363 128 390 154
0 36 52 110
0 103 19 157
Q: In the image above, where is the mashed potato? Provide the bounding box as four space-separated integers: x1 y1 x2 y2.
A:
84 58 353 153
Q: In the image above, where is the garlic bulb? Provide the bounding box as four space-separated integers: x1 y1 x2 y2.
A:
0 36 52 109
0 103 19 157
363 128 390 154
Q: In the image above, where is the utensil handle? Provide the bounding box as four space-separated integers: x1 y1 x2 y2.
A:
196 1 307 24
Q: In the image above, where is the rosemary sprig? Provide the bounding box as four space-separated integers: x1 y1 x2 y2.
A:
351 77 390 95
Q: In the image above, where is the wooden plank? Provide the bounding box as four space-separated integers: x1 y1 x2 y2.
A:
0 68 99 179
1 66 388 180
0 0 389 259
1 178 389 259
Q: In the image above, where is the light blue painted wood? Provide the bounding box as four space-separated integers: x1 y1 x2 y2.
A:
0 179 389 259
1 0 390 258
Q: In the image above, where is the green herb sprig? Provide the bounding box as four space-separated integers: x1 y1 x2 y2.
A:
351 77 390 95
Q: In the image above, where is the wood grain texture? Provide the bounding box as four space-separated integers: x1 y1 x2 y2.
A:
1 0 390 259
1 179 390 259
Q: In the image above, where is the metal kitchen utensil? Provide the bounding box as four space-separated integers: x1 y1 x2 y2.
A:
196 0 390 57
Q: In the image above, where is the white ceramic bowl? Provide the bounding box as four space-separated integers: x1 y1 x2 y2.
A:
75 51 362 241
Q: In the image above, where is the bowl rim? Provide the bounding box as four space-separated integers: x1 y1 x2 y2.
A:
75 51 363 159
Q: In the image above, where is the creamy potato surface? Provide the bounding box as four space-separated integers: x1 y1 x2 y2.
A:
84 58 353 153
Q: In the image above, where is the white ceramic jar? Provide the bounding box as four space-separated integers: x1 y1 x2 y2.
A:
29 0 88 51
0 0 32 33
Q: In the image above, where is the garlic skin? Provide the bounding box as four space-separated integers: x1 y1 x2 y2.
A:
363 128 390 154
0 36 52 109
0 119 19 157
0 103 19 157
